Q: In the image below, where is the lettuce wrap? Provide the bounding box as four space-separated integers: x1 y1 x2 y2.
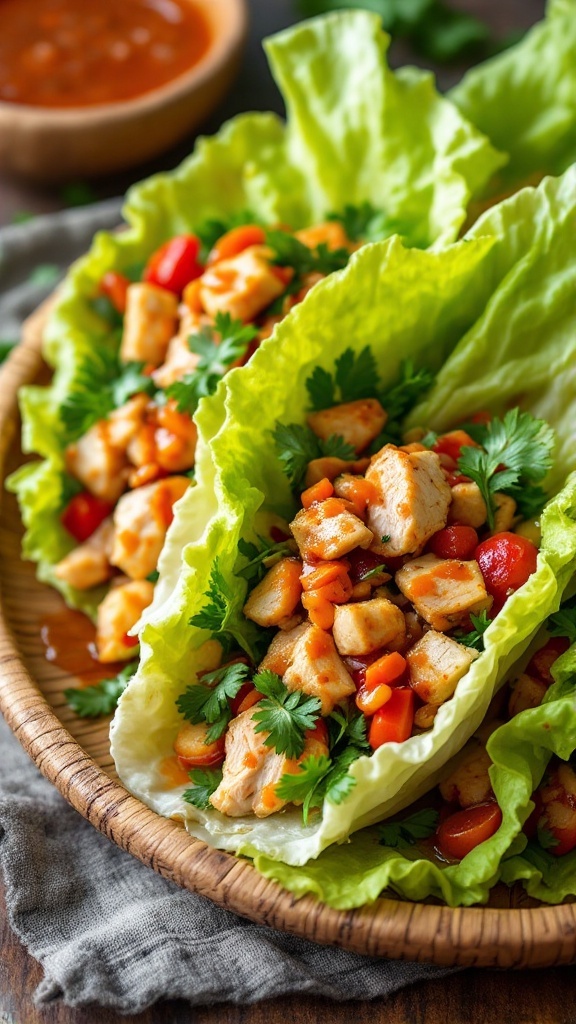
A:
449 0 576 194
111 167 576 887
7 11 502 619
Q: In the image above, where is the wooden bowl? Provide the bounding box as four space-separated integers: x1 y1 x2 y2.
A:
1 302 576 969
0 0 247 182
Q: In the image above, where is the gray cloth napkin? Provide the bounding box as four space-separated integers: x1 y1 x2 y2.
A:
0 208 459 1013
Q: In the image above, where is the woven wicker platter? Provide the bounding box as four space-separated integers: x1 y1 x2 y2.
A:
1 302 575 969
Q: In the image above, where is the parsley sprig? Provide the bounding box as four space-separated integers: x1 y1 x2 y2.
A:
182 768 223 810
64 661 138 718
176 662 250 742
455 610 491 652
236 535 296 585
306 346 380 411
251 670 322 759
266 229 350 279
189 559 270 662
457 409 555 529
548 600 576 645
327 202 395 244
378 808 439 849
60 346 157 442
272 422 355 491
165 312 258 416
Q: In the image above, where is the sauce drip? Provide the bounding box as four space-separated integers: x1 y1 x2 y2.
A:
40 610 127 687
0 0 212 108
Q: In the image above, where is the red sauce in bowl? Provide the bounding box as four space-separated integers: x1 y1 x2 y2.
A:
0 0 213 108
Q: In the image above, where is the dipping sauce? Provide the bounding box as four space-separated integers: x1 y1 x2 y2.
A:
0 0 212 108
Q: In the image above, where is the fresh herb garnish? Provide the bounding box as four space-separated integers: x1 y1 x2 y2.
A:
327 202 394 243
272 422 355 491
378 808 439 848
176 662 250 742
165 312 258 416
64 661 138 718
59 347 157 441
266 229 350 279
189 559 269 662
381 534 391 544
147 570 160 584
306 346 380 411
455 610 491 652
195 210 261 263
275 753 333 820
252 670 322 759
548 601 576 645
380 360 436 426
359 564 387 582
237 535 295 585
537 824 560 851
182 767 223 810
457 409 554 529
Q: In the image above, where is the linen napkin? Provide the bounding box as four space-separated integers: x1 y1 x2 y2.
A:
0 207 459 1012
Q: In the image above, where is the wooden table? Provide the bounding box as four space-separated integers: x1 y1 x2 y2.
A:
1 0 561 1020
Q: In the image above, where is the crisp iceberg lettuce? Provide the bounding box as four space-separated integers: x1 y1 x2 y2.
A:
7 11 502 617
450 0 576 192
111 168 576 875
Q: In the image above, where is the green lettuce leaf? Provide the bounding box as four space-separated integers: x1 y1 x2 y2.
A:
111 168 576 877
449 0 576 193
7 10 501 617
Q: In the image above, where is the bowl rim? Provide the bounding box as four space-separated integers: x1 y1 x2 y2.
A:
0 0 248 124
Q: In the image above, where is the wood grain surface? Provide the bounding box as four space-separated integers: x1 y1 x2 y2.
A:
1 299 576 977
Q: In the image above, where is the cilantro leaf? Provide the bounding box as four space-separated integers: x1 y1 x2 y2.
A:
194 210 260 262
380 359 435 425
59 347 157 442
455 610 491 652
176 662 249 742
236 535 295 585
251 670 322 758
458 409 555 528
272 422 355 491
266 229 350 278
305 346 380 411
328 706 370 751
548 601 576 645
275 754 332 818
182 768 223 810
165 312 258 416
378 808 439 849
189 559 270 662
323 745 363 805
146 569 160 584
64 661 138 718
327 202 394 243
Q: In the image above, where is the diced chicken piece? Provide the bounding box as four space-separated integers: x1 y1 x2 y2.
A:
259 622 310 676
365 446 452 557
120 283 178 366
294 221 351 251
54 518 115 590
110 476 189 579
96 579 154 662
508 672 548 718
439 739 493 808
65 422 128 503
243 557 303 628
448 481 487 529
406 629 479 704
106 394 150 451
199 245 285 323
332 597 406 656
153 401 198 473
152 308 205 388
290 498 373 562
492 492 517 534
282 623 356 714
210 708 329 818
396 553 492 631
308 399 387 455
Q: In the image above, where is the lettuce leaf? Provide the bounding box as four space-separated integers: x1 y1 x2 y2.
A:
7 11 501 617
449 0 576 192
111 168 576 875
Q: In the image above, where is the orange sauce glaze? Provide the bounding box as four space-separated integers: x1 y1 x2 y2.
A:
40 609 127 686
0 0 212 107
